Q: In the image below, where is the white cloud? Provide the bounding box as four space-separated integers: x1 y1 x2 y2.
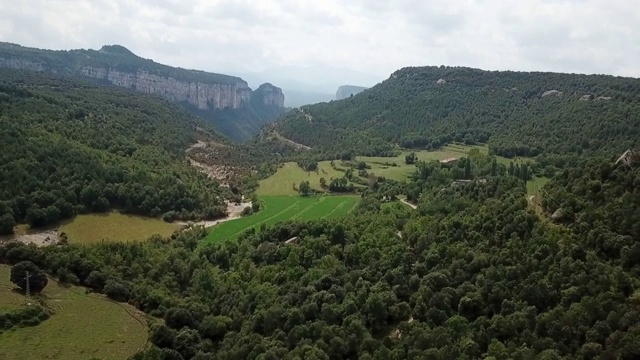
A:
0 0 638 85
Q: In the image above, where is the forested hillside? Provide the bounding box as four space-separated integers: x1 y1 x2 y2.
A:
272 66 640 158
2 155 639 359
0 69 230 234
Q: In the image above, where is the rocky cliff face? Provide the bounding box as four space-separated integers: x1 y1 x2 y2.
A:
336 85 368 100
79 66 253 110
253 83 285 107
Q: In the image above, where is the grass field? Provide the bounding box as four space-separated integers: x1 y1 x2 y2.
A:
527 176 550 196
358 143 535 181
257 162 346 196
60 212 180 244
205 195 359 243
0 265 147 360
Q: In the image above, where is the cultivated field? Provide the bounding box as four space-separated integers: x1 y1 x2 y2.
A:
60 212 181 244
205 195 359 243
0 265 147 360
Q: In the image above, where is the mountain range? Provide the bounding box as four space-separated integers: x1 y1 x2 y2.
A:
0 42 285 142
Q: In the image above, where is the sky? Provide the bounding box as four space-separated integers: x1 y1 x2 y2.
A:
1 0 639 87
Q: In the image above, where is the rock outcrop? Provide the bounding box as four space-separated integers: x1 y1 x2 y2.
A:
253 83 285 107
542 90 563 97
336 85 368 100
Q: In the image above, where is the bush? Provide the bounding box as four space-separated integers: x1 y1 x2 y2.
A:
104 280 130 302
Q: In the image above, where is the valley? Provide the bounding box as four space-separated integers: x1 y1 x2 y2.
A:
0 51 639 360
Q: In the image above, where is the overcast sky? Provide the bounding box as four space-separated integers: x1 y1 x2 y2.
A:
1 0 639 85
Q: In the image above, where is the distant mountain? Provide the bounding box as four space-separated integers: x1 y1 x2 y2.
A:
0 42 285 142
237 65 382 107
270 66 640 158
336 85 368 100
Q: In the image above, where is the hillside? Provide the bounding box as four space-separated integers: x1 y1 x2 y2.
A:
0 42 285 141
0 69 232 234
272 66 640 158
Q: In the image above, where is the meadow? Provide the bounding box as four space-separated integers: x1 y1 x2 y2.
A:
205 195 359 243
0 265 147 360
59 212 181 244
358 143 534 181
256 161 346 196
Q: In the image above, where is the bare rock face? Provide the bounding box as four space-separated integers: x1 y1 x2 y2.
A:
579 95 591 101
79 66 251 110
542 90 563 97
595 96 612 101
254 83 285 107
0 58 45 72
336 85 368 100
436 78 447 85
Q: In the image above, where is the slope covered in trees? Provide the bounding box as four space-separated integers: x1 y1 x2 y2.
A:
0 69 230 234
272 66 640 158
2 154 639 359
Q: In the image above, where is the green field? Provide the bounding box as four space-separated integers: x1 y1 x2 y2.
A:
0 265 147 360
527 176 550 196
205 195 359 243
257 162 347 196
358 143 534 181
356 144 484 181
60 212 181 244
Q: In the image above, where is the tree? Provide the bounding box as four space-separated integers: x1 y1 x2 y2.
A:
10 261 48 294
320 177 327 188
299 181 311 196
405 152 417 165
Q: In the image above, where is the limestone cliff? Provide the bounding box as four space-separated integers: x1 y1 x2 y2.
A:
253 83 285 107
79 66 253 110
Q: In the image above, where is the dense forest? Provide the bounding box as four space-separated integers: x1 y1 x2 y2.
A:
0 70 232 234
2 151 639 359
270 66 640 158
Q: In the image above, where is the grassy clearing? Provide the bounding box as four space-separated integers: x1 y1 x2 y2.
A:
527 177 550 196
0 266 26 313
357 144 484 181
0 265 147 360
358 143 535 181
60 212 180 244
205 195 359 243
257 162 346 196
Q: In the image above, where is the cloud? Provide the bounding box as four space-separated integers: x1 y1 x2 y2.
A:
0 0 638 85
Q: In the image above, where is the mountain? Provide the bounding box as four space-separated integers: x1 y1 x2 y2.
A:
0 42 285 141
237 65 382 107
270 66 640 158
0 69 232 234
336 85 368 100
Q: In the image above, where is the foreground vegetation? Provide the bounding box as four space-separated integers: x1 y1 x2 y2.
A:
1 152 637 359
0 265 147 360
